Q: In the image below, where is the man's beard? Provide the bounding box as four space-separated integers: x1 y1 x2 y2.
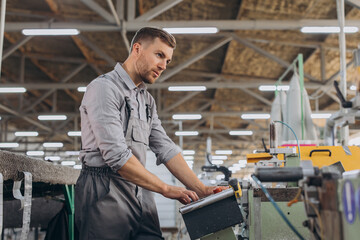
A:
140 70 154 84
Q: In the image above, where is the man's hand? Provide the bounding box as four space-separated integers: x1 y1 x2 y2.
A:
162 185 199 205
198 186 229 198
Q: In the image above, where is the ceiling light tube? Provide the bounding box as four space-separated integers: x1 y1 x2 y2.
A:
22 28 80 36
68 131 81 136
65 151 80 156
212 160 224 165
77 87 87 92
215 150 232 155
241 113 271 119
14 131 39 137
172 114 202 120
26 151 44 156
168 86 206 91
229 130 253 136
43 142 63 148
301 26 359 33
44 156 61 161
0 87 26 93
212 155 227 160
258 85 289 91
0 142 19 148
61 161 76 166
163 27 219 34
175 131 199 136
184 156 194 161
183 150 195 155
311 113 332 119
74 165 82 169
38 115 67 120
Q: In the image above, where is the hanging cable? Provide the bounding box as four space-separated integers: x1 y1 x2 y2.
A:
274 120 301 160
251 175 305 240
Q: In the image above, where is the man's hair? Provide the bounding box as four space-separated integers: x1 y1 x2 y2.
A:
129 27 176 53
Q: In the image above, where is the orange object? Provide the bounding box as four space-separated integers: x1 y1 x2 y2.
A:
213 187 222 194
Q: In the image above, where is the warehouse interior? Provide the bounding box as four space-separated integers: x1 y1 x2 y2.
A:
0 0 360 239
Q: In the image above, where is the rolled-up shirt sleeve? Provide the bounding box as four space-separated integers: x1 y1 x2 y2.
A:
82 79 132 172
148 97 181 165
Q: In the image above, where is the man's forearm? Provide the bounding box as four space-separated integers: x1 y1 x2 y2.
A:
118 154 199 204
165 153 210 197
117 155 167 194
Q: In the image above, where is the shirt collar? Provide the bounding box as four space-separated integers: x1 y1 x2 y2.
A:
114 63 147 92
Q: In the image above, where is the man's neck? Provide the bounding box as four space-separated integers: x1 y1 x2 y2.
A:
122 61 142 87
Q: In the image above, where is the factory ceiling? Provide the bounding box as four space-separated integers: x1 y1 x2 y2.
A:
0 0 359 167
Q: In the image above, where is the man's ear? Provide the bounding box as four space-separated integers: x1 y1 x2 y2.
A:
132 42 141 56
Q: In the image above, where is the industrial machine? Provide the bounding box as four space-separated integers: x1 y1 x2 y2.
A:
179 119 360 239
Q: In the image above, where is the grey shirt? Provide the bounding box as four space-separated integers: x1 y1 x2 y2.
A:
79 63 181 172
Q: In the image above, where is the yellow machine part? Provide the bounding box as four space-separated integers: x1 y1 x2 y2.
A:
299 146 360 171
246 146 360 171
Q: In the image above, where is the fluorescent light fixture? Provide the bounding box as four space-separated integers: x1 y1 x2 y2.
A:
65 151 80 156
238 160 247 165
43 142 63 148
44 156 61 161
0 142 19 148
301 26 359 33
61 161 76 166
215 150 232 155
349 137 360 146
0 87 26 93
183 150 195 155
311 113 332 119
175 131 199 136
163 27 218 34
77 87 87 92
212 155 227 160
215 174 225 181
68 131 81 136
14 131 39 137
172 114 202 120
38 115 67 120
258 85 289 91
184 156 194 161
26 151 44 156
74 165 82 169
212 160 224 165
168 86 206 91
22 28 80 36
350 85 357 91
229 130 253 136
241 113 271 119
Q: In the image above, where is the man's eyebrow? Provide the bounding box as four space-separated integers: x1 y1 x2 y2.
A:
157 50 172 63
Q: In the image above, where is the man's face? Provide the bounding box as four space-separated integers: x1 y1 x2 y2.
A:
135 38 174 84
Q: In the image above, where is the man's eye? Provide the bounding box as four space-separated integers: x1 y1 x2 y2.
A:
156 53 162 57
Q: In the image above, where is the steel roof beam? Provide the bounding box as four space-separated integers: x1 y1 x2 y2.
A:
134 0 183 22
0 80 323 90
2 36 33 61
81 0 116 23
22 62 87 113
5 20 360 32
158 37 232 82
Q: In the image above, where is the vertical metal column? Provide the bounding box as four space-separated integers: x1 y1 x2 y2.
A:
336 0 349 145
64 185 75 240
0 0 6 80
178 121 183 149
298 54 305 140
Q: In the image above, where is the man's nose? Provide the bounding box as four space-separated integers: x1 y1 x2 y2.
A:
158 60 166 70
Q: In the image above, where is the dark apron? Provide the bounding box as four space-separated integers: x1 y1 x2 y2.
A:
75 96 164 240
